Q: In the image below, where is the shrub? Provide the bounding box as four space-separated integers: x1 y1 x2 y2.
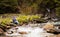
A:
1 15 41 25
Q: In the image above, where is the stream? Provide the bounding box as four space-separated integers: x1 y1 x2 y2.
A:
4 23 55 37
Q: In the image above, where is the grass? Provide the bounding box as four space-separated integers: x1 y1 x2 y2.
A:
0 14 41 26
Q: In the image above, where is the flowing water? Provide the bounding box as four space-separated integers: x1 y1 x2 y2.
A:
5 25 55 37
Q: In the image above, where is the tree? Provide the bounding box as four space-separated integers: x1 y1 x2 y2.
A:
0 0 18 13
38 0 60 19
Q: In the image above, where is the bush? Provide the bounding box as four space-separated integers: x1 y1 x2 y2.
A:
0 15 41 25
1 18 12 26
17 15 41 23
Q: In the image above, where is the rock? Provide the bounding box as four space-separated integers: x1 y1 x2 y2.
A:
19 32 28 34
49 35 56 37
56 34 60 37
6 26 11 29
47 29 55 33
0 28 4 35
7 31 13 34
43 23 60 34
43 23 54 31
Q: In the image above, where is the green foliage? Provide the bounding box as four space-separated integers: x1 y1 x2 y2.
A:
0 15 41 25
1 18 12 24
0 0 18 6
0 0 18 13
17 15 41 23
56 7 60 16
0 0 60 16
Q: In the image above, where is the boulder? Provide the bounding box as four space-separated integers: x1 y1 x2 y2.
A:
19 31 28 34
43 23 54 31
56 34 60 37
6 26 11 29
0 28 4 35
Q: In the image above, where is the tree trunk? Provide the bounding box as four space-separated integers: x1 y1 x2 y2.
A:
50 9 56 19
